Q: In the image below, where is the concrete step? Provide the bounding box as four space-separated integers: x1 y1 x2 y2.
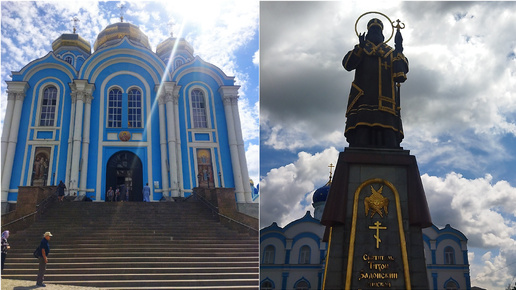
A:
2 200 259 288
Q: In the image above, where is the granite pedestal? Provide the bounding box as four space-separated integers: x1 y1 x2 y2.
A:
321 148 431 289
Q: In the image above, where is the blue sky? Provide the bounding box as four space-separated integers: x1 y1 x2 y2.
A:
0 0 259 183
260 2 516 289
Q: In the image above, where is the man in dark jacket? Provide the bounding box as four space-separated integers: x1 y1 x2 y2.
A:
36 232 52 287
57 181 66 202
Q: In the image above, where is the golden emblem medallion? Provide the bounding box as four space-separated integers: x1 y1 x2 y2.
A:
364 185 389 218
119 131 131 142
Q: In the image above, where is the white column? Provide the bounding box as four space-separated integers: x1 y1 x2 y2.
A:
79 85 94 196
69 82 85 195
65 96 77 189
156 87 169 197
1 82 29 205
220 90 245 203
173 94 183 197
165 99 179 197
1 93 16 171
231 98 252 202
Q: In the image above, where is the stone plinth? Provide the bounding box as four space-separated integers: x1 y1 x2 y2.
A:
321 148 431 289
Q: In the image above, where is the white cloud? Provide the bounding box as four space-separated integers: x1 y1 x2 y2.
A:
260 147 339 228
239 97 259 142
422 172 516 288
253 49 259 66
245 143 259 187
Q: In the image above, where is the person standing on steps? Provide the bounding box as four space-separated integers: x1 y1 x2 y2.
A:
1 230 10 271
142 183 151 202
107 187 114 202
36 231 52 287
119 184 127 202
56 180 66 202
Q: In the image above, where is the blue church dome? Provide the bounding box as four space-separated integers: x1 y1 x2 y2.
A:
313 181 331 203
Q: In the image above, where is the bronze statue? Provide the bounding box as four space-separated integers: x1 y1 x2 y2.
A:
343 18 408 148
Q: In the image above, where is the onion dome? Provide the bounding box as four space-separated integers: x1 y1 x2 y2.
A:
312 163 334 204
94 22 151 51
156 36 194 63
52 33 91 54
313 179 331 203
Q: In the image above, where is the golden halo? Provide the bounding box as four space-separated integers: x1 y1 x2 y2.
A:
354 11 395 44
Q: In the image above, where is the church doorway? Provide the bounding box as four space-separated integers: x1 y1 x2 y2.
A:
106 151 143 202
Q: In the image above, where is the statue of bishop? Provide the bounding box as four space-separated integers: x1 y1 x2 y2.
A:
343 18 408 148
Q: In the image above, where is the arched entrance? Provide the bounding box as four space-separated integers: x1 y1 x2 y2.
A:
106 151 143 202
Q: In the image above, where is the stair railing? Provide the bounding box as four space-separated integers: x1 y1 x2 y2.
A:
193 192 258 236
1 191 57 230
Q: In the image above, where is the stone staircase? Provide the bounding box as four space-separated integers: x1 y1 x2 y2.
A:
1 201 259 289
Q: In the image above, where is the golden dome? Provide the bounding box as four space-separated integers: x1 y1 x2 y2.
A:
156 37 194 60
93 22 151 51
52 34 91 54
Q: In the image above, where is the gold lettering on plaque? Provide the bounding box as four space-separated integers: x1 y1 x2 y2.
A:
364 185 389 218
369 221 387 248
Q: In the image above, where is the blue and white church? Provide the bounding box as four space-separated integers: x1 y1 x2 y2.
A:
1 20 254 211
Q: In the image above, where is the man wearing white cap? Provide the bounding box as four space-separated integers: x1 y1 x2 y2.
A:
36 231 52 287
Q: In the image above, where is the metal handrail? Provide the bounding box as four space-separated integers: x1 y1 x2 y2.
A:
1 188 57 228
1 211 37 227
193 192 258 234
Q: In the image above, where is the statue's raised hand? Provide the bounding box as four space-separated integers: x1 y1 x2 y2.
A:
358 33 366 48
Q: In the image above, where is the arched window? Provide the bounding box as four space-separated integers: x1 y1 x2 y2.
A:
174 58 183 70
64 56 73 65
260 280 273 290
444 247 456 265
128 88 142 128
445 280 459 290
299 245 311 264
191 89 208 128
263 245 275 264
108 88 122 128
39 86 58 126
295 280 309 290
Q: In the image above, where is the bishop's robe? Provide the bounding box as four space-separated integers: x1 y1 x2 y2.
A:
343 41 409 148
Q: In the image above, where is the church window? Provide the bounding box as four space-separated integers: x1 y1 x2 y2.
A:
445 280 458 290
191 89 208 128
39 86 58 126
128 88 142 128
299 245 311 264
295 280 309 290
444 247 455 265
174 58 183 70
108 88 122 128
263 245 275 264
64 56 73 65
260 280 273 290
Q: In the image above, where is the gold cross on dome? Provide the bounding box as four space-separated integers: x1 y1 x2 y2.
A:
117 3 126 22
328 163 334 181
71 17 80 34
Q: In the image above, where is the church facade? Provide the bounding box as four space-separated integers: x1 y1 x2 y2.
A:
423 224 472 290
1 21 253 210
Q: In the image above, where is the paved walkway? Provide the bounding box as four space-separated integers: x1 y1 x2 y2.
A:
1 279 98 290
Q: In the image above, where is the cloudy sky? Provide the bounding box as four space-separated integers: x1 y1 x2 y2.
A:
0 0 259 183
260 1 516 289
